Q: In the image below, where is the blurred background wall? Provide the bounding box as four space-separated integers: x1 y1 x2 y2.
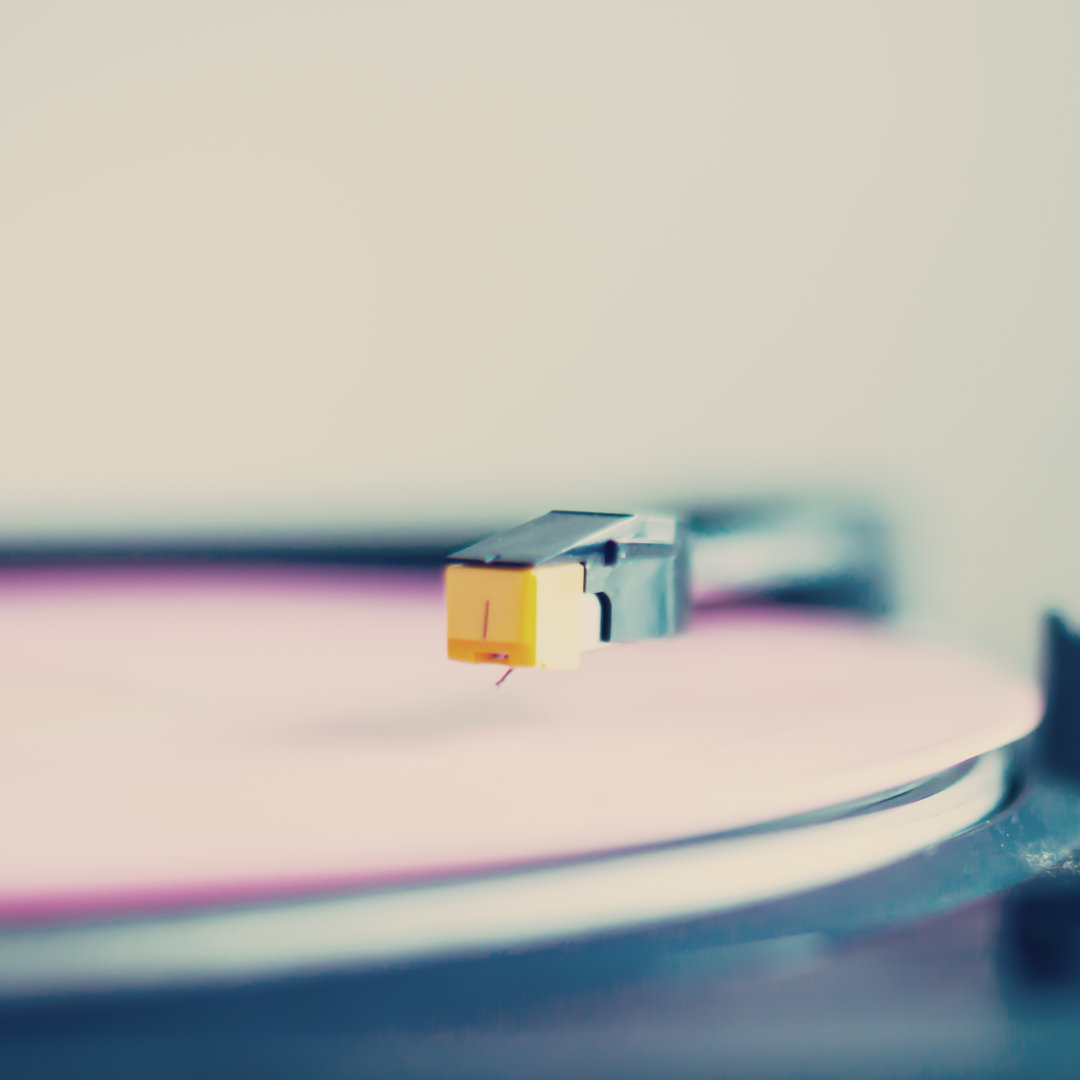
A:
2 1 1077 671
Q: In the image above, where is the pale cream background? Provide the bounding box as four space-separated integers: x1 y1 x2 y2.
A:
2 2 1078 668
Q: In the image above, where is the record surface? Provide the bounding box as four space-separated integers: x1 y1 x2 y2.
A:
0 567 1039 923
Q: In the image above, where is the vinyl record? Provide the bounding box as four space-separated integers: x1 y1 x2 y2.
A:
0 567 1039 925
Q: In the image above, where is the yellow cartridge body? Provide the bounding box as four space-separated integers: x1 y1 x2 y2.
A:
445 562 585 669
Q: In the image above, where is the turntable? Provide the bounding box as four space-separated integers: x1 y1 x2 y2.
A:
2 500 1079 1079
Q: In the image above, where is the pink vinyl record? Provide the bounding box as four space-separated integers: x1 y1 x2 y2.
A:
0 567 1039 925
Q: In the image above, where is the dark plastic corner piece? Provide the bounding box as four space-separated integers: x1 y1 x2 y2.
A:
1034 612 1080 783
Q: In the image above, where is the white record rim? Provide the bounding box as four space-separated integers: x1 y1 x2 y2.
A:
0 748 1009 998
